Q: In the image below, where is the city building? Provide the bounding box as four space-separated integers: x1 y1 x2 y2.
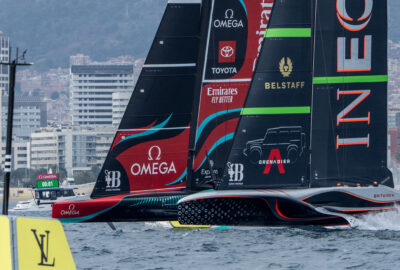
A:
70 65 134 126
112 91 131 126
30 126 114 176
1 95 47 141
0 138 29 171
70 54 91 66
0 31 10 96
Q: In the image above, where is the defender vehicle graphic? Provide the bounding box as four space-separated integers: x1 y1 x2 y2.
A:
243 126 306 164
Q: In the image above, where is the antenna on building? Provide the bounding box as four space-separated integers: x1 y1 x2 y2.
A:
0 47 32 215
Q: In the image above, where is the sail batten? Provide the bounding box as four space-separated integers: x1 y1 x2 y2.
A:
241 107 311 115
265 28 311 38
313 75 388 84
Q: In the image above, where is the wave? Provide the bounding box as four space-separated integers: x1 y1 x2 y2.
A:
349 206 400 231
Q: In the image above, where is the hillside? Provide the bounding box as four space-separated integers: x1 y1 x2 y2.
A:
0 0 399 71
0 0 165 70
389 0 400 42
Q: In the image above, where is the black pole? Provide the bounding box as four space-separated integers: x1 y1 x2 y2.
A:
2 61 16 215
1 48 31 215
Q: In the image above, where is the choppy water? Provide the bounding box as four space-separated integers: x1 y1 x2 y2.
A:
4 203 400 270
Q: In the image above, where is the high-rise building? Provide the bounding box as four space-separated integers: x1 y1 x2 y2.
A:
0 95 47 170
30 126 114 176
0 31 10 96
1 96 47 140
112 91 132 126
70 54 91 66
70 65 134 126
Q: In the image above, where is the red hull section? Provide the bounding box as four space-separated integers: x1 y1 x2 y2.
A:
52 195 125 221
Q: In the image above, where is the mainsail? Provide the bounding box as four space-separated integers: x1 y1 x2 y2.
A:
91 0 203 198
310 0 391 187
189 0 275 188
219 0 313 188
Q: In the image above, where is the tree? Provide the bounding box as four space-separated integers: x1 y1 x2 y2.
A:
90 165 101 179
73 171 92 185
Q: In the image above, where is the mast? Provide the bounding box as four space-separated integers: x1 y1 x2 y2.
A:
186 0 213 190
309 0 318 187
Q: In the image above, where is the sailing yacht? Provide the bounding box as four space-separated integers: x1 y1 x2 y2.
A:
177 0 400 227
52 0 274 222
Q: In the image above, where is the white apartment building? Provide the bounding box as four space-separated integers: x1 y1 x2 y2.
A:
0 138 29 170
30 126 114 176
30 131 59 170
70 65 134 126
0 95 46 170
1 96 47 140
70 54 90 66
0 31 10 96
112 91 132 126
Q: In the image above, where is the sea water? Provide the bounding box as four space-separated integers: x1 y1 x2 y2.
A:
4 204 400 270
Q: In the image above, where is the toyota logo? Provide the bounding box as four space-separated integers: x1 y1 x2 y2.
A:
220 46 234 58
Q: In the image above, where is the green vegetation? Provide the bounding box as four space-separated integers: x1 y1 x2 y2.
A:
73 165 100 185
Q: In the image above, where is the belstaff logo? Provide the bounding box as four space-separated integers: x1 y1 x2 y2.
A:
279 57 293 78
265 57 305 90
218 41 236 63
105 170 121 189
31 229 55 267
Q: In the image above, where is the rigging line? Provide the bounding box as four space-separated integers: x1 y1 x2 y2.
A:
117 127 189 132
310 0 318 187
202 78 252 83
143 63 197 68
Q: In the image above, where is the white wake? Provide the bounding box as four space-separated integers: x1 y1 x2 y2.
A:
349 206 400 231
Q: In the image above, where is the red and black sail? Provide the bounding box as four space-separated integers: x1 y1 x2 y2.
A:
189 0 275 188
91 0 202 198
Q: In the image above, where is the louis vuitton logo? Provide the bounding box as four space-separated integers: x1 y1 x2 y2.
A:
31 229 55 267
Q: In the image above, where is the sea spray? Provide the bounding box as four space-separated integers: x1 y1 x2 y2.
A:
351 206 400 231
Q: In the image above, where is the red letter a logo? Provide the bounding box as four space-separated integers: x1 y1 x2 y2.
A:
264 149 285 174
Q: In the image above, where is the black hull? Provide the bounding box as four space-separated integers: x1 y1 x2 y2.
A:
177 186 400 227
178 196 349 227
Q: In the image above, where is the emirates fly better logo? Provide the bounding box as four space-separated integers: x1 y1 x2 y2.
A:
218 41 236 63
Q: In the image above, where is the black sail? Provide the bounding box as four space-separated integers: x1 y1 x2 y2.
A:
310 0 390 187
91 0 202 198
219 0 313 189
